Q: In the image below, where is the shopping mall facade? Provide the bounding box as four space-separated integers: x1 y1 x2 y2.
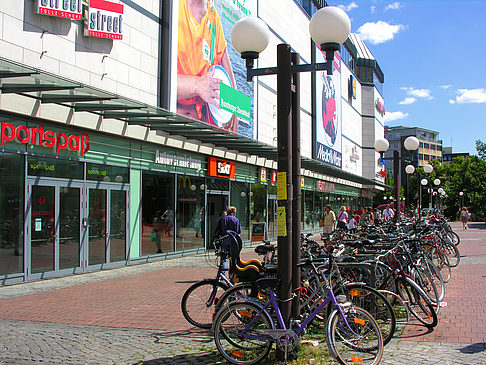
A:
0 0 386 283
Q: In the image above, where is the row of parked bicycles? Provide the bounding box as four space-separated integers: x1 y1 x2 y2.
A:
181 214 460 364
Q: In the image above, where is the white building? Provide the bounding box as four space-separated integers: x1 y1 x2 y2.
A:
0 0 386 283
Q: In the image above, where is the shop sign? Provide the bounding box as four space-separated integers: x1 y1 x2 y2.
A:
85 0 124 40
316 180 335 192
271 170 277 184
350 145 359 163
301 177 305 188
260 167 266 182
1 122 90 156
375 98 386 117
36 0 82 20
349 75 356 99
155 150 202 170
208 157 235 179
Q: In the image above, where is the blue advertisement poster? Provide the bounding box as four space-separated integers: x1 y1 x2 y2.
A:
315 46 342 168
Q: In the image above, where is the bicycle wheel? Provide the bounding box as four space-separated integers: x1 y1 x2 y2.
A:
425 245 451 283
338 283 396 346
445 230 460 246
397 277 438 328
418 258 445 303
410 266 440 314
442 241 460 267
326 306 383 365
181 279 229 329
213 301 274 364
214 283 255 315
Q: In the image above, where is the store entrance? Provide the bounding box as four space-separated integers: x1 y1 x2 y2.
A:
26 178 128 279
207 193 228 246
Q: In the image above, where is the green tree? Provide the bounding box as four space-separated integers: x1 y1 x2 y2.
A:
441 155 486 221
476 139 486 161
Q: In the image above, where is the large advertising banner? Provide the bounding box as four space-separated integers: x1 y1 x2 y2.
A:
176 0 256 138
315 47 342 168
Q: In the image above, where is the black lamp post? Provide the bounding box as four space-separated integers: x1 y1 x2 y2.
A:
230 7 350 329
374 136 419 222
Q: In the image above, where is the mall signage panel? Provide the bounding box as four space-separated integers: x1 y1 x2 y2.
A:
36 0 83 20
208 157 235 179
316 180 335 192
314 46 343 169
155 150 202 170
85 0 124 40
271 170 277 184
1 122 90 156
35 0 124 40
260 167 266 182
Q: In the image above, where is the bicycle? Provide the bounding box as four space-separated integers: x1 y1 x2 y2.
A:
212 245 384 365
181 236 233 328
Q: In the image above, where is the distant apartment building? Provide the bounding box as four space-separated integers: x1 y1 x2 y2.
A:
384 126 443 178
442 147 469 163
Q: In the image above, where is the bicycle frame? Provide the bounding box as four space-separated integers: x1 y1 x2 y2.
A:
236 285 360 342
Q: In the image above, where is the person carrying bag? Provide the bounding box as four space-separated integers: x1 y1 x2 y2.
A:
336 206 348 230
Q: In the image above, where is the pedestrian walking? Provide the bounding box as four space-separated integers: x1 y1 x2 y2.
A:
336 206 348 230
460 206 471 230
322 204 336 234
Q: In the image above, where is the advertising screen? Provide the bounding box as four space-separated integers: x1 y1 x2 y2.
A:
176 0 257 138
315 46 342 168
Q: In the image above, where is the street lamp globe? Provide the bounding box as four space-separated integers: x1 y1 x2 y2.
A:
384 196 387 200
424 164 433 174
374 138 389 153
438 187 444 194
459 191 464 196
309 6 351 53
404 136 420 151
231 16 271 59
434 178 441 186
405 164 415 174
441 191 446 196
421 178 428 186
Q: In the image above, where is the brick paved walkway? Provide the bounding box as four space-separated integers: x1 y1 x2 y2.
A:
0 222 485 364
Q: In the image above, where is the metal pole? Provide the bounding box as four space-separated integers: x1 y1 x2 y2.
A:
277 43 293 330
419 173 422 219
291 52 301 321
393 149 400 221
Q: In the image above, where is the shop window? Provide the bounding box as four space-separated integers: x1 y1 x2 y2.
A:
0 153 25 276
28 155 83 179
250 184 267 240
232 181 251 241
176 175 205 251
141 172 175 256
86 163 129 183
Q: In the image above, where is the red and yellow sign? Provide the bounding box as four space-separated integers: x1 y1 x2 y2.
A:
208 157 235 179
36 0 82 20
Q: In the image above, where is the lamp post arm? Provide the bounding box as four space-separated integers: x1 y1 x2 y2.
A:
246 59 333 81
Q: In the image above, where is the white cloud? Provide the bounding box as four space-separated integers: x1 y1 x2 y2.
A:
370 6 376 13
338 2 358 12
357 21 404 45
401 87 433 100
453 88 486 104
385 2 401 11
384 111 409 122
441 84 452 89
399 97 416 105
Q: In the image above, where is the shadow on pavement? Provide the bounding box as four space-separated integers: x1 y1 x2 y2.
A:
467 223 486 229
398 322 434 339
458 342 486 354
137 352 223 365
151 329 212 343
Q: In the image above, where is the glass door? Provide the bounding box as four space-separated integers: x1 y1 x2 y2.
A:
28 180 83 279
86 184 128 268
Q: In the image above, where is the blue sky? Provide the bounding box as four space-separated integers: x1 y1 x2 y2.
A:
334 0 486 155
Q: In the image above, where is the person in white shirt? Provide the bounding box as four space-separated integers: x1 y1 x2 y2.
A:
348 215 357 232
382 205 394 221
